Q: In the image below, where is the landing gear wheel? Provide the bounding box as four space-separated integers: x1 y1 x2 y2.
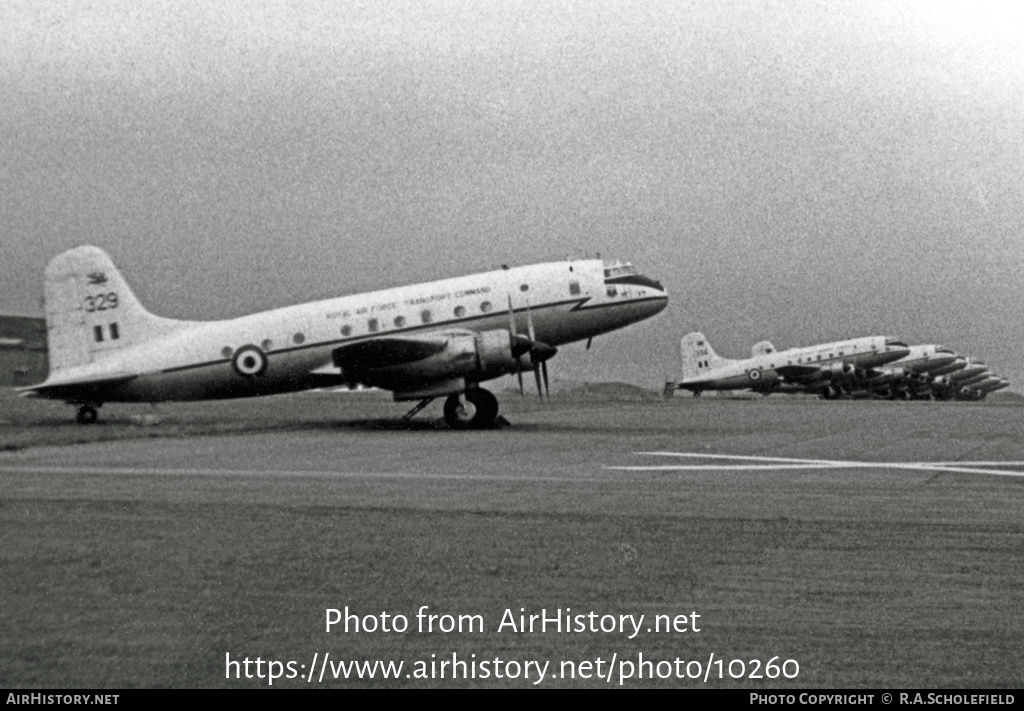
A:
443 389 499 429
76 406 98 425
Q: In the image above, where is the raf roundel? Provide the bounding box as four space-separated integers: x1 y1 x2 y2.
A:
748 369 761 381
232 344 268 377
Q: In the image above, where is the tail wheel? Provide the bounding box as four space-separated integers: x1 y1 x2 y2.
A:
76 405 98 425
443 389 499 429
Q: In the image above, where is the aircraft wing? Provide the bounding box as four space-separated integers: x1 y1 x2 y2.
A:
773 364 827 383
330 335 450 372
321 328 547 400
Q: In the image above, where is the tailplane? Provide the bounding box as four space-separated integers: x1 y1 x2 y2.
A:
680 332 728 381
43 246 189 372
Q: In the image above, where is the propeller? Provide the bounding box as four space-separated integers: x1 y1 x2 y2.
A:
507 295 557 398
508 297 526 396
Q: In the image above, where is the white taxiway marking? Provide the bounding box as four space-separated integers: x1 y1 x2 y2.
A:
604 452 1024 478
0 464 609 483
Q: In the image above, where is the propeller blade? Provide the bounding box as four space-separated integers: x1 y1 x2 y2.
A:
525 299 536 342
542 361 550 398
534 363 544 399
507 295 517 335
508 295 525 397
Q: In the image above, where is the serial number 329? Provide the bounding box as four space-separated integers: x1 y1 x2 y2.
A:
84 293 119 312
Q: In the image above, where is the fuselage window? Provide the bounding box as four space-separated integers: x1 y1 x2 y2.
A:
481 301 493 313
520 284 529 292
454 305 466 318
368 318 379 332
607 286 617 297
93 325 103 342
421 310 432 324
293 332 305 345
394 315 406 328
261 339 273 351
340 325 352 337
569 281 581 295
221 347 233 359
110 323 119 340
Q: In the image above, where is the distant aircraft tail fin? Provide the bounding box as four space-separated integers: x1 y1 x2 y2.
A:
43 246 189 372
751 340 777 357
680 331 727 381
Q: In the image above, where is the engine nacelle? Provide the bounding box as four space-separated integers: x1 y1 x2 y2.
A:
827 362 857 380
472 329 523 380
336 329 530 391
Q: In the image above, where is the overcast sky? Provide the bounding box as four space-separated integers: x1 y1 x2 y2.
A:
3 0 1023 389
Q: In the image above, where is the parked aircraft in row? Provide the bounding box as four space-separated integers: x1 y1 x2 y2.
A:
668 332 1008 400
20 246 668 427
671 332 911 398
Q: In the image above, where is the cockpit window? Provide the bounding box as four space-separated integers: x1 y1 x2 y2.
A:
602 260 663 291
603 261 638 279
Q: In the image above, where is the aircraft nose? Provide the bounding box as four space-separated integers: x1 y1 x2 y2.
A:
646 284 669 316
644 273 669 299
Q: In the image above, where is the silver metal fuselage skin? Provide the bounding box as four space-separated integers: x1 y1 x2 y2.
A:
37 259 667 403
680 337 910 393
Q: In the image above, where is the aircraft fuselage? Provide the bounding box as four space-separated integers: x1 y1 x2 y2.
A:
32 257 668 405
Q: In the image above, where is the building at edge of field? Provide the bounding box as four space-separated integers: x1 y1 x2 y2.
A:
0 315 47 387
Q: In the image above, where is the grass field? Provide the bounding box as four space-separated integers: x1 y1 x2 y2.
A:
2 388 1023 688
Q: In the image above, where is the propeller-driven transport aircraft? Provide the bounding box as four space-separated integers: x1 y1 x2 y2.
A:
21 246 668 428
961 375 1010 399
851 344 959 399
672 331 911 398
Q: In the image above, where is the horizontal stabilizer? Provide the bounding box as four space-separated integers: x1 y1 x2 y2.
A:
19 373 137 401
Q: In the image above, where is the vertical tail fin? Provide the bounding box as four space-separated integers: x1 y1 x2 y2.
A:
751 340 776 357
680 332 727 381
43 246 188 372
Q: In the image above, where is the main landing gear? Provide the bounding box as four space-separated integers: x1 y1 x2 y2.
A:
398 388 502 429
443 388 500 429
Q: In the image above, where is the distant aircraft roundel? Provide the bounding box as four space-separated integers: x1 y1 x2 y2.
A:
748 369 761 381
232 345 268 377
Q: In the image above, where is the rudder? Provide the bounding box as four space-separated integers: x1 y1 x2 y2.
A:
43 246 188 371
680 332 726 381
